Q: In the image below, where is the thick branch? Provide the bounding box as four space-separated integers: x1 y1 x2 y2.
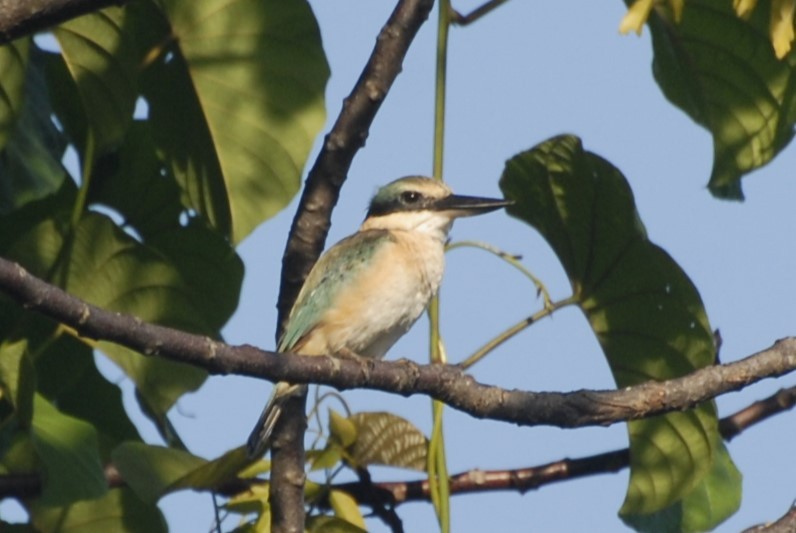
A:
1 257 794 429
0 0 128 43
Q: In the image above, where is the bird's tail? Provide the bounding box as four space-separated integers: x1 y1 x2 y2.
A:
246 381 305 459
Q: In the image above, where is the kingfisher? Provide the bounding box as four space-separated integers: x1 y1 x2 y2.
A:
247 176 510 458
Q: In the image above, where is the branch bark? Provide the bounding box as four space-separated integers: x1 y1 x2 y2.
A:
0 0 128 43
1 256 794 429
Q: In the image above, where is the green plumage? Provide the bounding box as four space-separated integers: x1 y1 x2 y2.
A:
278 229 395 352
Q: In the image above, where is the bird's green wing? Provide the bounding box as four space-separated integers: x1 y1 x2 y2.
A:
278 229 395 352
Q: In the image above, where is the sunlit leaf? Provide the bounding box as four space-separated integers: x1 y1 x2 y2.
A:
623 442 742 532
31 394 106 505
308 445 343 472
329 409 357 447
329 490 366 530
133 0 329 243
31 487 167 533
0 339 35 425
644 0 796 198
500 136 732 526
53 6 138 155
347 412 428 471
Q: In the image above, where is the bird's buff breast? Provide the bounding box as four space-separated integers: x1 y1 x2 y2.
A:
308 232 444 359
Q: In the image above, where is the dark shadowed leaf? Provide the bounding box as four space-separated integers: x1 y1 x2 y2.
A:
500 135 737 529
31 394 106 505
112 442 207 503
347 412 428 471
645 0 796 199
0 39 28 149
30 487 167 533
0 44 68 214
35 336 140 452
134 0 329 242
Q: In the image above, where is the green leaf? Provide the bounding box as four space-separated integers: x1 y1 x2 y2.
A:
0 339 35 426
0 44 68 215
135 0 330 243
30 487 167 533
622 442 742 532
329 490 366 530
53 6 138 155
645 0 796 199
31 394 107 505
87 120 183 239
500 135 726 518
329 409 357 447
347 412 428 471
0 39 29 149
112 442 207 503
308 445 343 472
35 336 140 451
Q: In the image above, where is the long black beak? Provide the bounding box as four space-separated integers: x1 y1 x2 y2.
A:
433 194 513 217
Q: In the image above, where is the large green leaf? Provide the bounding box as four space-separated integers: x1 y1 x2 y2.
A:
30 487 167 533
645 0 796 199
0 44 68 215
623 441 742 532
500 136 735 526
135 0 330 243
53 6 138 156
5 211 242 414
31 394 107 505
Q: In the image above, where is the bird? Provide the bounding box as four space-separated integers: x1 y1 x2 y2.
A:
246 176 511 458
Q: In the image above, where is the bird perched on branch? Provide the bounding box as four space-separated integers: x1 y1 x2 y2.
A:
247 176 510 458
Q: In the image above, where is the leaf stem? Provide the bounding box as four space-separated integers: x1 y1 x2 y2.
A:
459 295 578 370
446 239 554 309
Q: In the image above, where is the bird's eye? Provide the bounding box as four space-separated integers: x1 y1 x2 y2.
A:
401 191 421 203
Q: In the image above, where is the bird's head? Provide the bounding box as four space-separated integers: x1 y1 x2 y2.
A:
361 176 511 239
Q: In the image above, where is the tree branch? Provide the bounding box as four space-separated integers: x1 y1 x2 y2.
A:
0 0 129 43
1 257 794 429
743 501 796 533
